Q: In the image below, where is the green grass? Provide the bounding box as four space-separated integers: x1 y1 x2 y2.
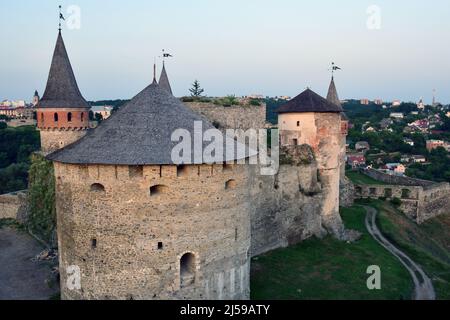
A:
346 171 389 185
250 206 413 300
370 200 450 300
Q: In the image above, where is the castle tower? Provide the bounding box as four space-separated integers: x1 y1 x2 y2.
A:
277 89 344 236
47 77 253 300
326 76 348 181
37 31 90 154
32 90 40 107
158 61 173 95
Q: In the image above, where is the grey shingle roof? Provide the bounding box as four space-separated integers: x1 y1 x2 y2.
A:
158 62 173 95
326 76 341 108
47 81 254 165
38 31 89 109
277 88 343 114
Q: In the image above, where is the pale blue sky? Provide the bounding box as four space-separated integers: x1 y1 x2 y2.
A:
1 0 450 103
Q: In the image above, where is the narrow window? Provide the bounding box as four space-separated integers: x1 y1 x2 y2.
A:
225 179 237 190
67 112 72 122
90 183 105 192
297 121 300 127
91 239 97 249
54 113 58 122
235 228 238 241
81 112 84 122
41 113 44 124
293 138 298 146
180 253 196 288
150 185 169 197
177 165 190 177
158 242 163 250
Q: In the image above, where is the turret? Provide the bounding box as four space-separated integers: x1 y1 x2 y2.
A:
37 31 90 154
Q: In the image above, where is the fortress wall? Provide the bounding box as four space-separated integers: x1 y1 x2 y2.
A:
363 168 435 187
53 162 252 300
249 163 325 256
0 191 27 221
185 102 266 131
417 183 450 223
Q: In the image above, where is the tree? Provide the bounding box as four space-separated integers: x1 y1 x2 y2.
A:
189 80 204 98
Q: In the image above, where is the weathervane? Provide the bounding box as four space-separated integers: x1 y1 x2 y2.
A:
160 49 173 63
330 62 342 78
58 5 65 31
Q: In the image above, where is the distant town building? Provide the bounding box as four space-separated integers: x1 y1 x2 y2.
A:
383 163 406 175
403 138 414 146
91 105 113 120
392 100 401 106
417 98 425 110
390 112 404 119
360 99 370 105
32 90 40 107
426 139 445 152
355 141 370 152
379 118 393 130
374 99 383 105
347 153 366 168
412 155 426 163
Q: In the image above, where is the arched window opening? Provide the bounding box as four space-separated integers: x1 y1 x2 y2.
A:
81 112 85 122
54 113 59 122
225 179 237 190
369 188 377 196
150 185 169 197
68 112 72 122
180 253 196 288
90 183 105 192
384 188 393 198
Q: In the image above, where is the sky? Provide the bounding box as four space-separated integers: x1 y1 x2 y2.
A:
1 0 450 103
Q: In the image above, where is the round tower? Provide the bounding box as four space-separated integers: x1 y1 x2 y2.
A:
37 31 90 154
277 88 344 236
47 77 253 300
326 76 348 181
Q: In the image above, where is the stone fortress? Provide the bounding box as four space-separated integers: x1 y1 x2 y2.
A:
33 30 352 300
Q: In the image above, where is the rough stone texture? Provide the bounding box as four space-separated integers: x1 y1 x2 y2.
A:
184 102 266 132
278 112 344 238
339 176 355 208
40 129 87 154
53 162 251 300
0 191 28 221
363 168 434 187
249 163 326 256
353 182 450 224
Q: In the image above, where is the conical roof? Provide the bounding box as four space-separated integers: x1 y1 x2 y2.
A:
326 77 341 108
158 62 173 95
47 81 253 165
277 88 343 114
38 31 89 109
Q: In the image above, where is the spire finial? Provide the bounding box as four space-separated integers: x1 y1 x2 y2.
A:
330 62 341 79
58 5 65 32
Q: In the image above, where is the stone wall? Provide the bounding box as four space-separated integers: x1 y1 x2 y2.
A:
0 191 28 222
353 181 450 223
53 162 252 300
363 168 435 187
39 130 87 154
184 102 266 131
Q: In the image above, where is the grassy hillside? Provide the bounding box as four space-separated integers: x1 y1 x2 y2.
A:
371 200 450 299
250 206 413 300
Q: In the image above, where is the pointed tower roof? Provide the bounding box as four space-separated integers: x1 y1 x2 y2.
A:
158 62 173 95
47 80 253 165
34 90 39 97
277 88 343 114
38 31 89 109
326 76 341 108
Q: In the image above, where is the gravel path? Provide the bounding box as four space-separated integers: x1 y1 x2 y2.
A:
363 206 435 300
0 226 59 300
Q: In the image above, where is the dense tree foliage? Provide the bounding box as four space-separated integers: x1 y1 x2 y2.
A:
0 126 40 194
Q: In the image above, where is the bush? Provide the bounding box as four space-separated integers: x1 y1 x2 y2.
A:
250 99 261 106
390 197 402 207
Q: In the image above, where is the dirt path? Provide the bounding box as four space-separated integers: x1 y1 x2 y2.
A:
363 206 435 300
0 226 59 300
